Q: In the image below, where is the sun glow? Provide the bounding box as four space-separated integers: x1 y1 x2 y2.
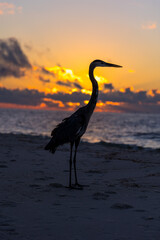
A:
67 102 80 107
96 101 120 108
128 69 135 73
45 66 81 83
95 75 108 84
106 101 120 106
71 88 78 93
84 100 89 104
96 101 105 107
86 74 109 90
81 89 92 95
51 88 58 93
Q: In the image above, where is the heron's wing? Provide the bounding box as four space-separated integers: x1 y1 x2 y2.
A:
51 111 86 144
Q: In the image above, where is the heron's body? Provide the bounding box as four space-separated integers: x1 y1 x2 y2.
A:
45 60 122 188
47 106 89 152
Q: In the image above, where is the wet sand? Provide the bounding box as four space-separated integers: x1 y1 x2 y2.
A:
0 133 160 240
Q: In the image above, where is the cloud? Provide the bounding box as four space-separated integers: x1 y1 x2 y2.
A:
0 86 160 113
0 37 159 113
56 80 82 89
0 38 31 78
47 91 89 104
0 3 22 15
99 88 160 105
74 82 82 89
39 76 51 84
104 83 114 91
56 80 72 87
45 66 82 84
0 87 44 106
0 87 86 107
142 22 157 30
40 67 55 76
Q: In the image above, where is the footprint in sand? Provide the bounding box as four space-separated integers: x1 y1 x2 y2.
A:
111 203 133 209
93 192 109 200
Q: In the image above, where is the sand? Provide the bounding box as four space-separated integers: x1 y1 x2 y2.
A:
0 133 160 240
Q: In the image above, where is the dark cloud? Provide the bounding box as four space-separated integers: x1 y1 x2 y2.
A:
73 82 82 89
0 87 89 107
104 83 114 90
99 88 160 104
47 91 89 104
39 76 51 83
56 80 72 87
0 38 31 78
56 80 82 89
40 67 55 76
0 86 160 113
0 66 26 78
43 100 64 108
0 87 44 106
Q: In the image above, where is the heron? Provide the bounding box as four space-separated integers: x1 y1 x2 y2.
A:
45 59 122 189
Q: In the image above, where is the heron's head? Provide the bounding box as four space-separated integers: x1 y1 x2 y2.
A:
91 59 122 68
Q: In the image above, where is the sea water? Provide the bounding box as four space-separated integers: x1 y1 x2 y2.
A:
0 108 160 149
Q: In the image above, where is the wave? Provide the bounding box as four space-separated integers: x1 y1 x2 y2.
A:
134 132 160 140
1 132 159 152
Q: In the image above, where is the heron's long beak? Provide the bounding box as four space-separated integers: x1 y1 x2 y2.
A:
105 62 122 68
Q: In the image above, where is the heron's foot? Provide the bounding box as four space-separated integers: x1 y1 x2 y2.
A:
73 184 83 190
66 184 83 190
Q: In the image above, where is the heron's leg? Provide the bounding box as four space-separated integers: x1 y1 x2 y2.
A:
69 142 74 188
73 137 80 186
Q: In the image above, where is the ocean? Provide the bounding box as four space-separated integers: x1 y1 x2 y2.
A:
0 108 160 149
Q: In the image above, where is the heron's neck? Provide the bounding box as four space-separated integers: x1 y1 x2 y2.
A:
87 65 98 110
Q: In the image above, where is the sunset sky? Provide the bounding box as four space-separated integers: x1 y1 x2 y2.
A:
0 0 160 112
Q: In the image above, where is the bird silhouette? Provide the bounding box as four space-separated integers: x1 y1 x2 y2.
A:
45 60 122 188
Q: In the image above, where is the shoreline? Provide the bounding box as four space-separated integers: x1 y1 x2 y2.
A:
0 133 160 239
0 132 159 151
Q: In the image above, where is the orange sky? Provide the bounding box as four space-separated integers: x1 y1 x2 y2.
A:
0 1 160 113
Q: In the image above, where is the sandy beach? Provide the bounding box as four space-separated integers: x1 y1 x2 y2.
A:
0 133 160 240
